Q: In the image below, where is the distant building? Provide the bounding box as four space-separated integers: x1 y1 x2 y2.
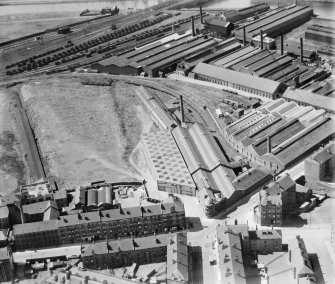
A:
254 174 312 226
305 141 335 184
221 3 270 23
0 247 13 282
0 207 10 230
204 17 234 37
192 62 286 99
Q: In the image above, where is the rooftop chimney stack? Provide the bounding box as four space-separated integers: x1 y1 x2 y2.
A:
280 35 284 55
191 16 195 37
200 6 203 24
267 135 271 153
300 37 304 63
260 30 264 50
180 95 185 125
243 26 246 46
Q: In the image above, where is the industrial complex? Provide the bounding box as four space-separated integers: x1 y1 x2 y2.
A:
0 0 334 283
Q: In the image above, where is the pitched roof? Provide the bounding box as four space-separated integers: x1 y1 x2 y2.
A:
13 219 58 235
283 87 335 113
22 200 58 215
193 62 282 94
167 233 189 282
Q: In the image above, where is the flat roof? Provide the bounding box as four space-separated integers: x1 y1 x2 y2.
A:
283 87 335 113
193 62 281 94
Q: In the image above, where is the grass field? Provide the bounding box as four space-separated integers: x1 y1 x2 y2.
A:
19 79 147 188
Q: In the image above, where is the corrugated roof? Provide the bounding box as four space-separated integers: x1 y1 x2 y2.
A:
193 62 281 94
283 87 335 113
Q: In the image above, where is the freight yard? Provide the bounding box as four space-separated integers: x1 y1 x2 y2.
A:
0 0 334 283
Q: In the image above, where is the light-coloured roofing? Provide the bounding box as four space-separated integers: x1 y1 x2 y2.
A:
0 206 9 219
312 141 335 164
193 62 281 94
188 124 230 171
215 225 247 284
53 189 67 200
289 236 314 276
141 130 195 188
167 233 189 282
283 87 335 113
171 126 208 174
0 247 9 261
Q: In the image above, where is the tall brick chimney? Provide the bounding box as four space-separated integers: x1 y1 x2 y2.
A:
260 30 264 50
280 35 284 55
300 37 304 63
200 6 203 24
243 26 246 46
191 16 195 37
267 135 271 153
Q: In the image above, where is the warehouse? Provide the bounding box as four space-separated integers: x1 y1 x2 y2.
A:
171 124 271 217
213 45 259 67
135 86 177 130
204 17 234 37
191 62 286 99
283 87 335 114
305 24 335 45
141 130 196 196
221 3 270 23
224 99 335 172
235 5 313 42
93 29 221 77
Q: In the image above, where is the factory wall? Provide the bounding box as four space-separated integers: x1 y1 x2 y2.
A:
91 62 141 76
157 181 196 196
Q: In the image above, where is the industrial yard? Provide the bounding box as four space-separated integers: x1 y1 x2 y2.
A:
0 0 334 283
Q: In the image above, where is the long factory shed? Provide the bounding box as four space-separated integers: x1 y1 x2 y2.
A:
235 5 313 42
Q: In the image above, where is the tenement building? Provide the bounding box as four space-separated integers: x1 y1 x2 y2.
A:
305 141 335 184
13 195 186 250
0 247 13 282
254 174 311 226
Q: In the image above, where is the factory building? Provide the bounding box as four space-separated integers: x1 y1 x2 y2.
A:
135 86 177 130
13 196 186 250
176 38 241 76
191 62 285 99
254 174 311 226
171 124 271 217
235 5 313 43
92 25 223 77
220 3 270 23
305 141 335 184
203 17 234 37
305 24 335 45
141 130 196 196
224 99 335 172
283 87 335 114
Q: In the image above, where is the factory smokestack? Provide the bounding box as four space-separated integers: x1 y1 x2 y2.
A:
260 30 264 50
267 135 271 153
180 95 185 124
191 16 195 37
243 26 246 46
200 6 203 24
300 37 304 63
280 35 284 56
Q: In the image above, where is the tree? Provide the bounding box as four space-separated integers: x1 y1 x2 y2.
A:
84 275 89 284
53 275 58 282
